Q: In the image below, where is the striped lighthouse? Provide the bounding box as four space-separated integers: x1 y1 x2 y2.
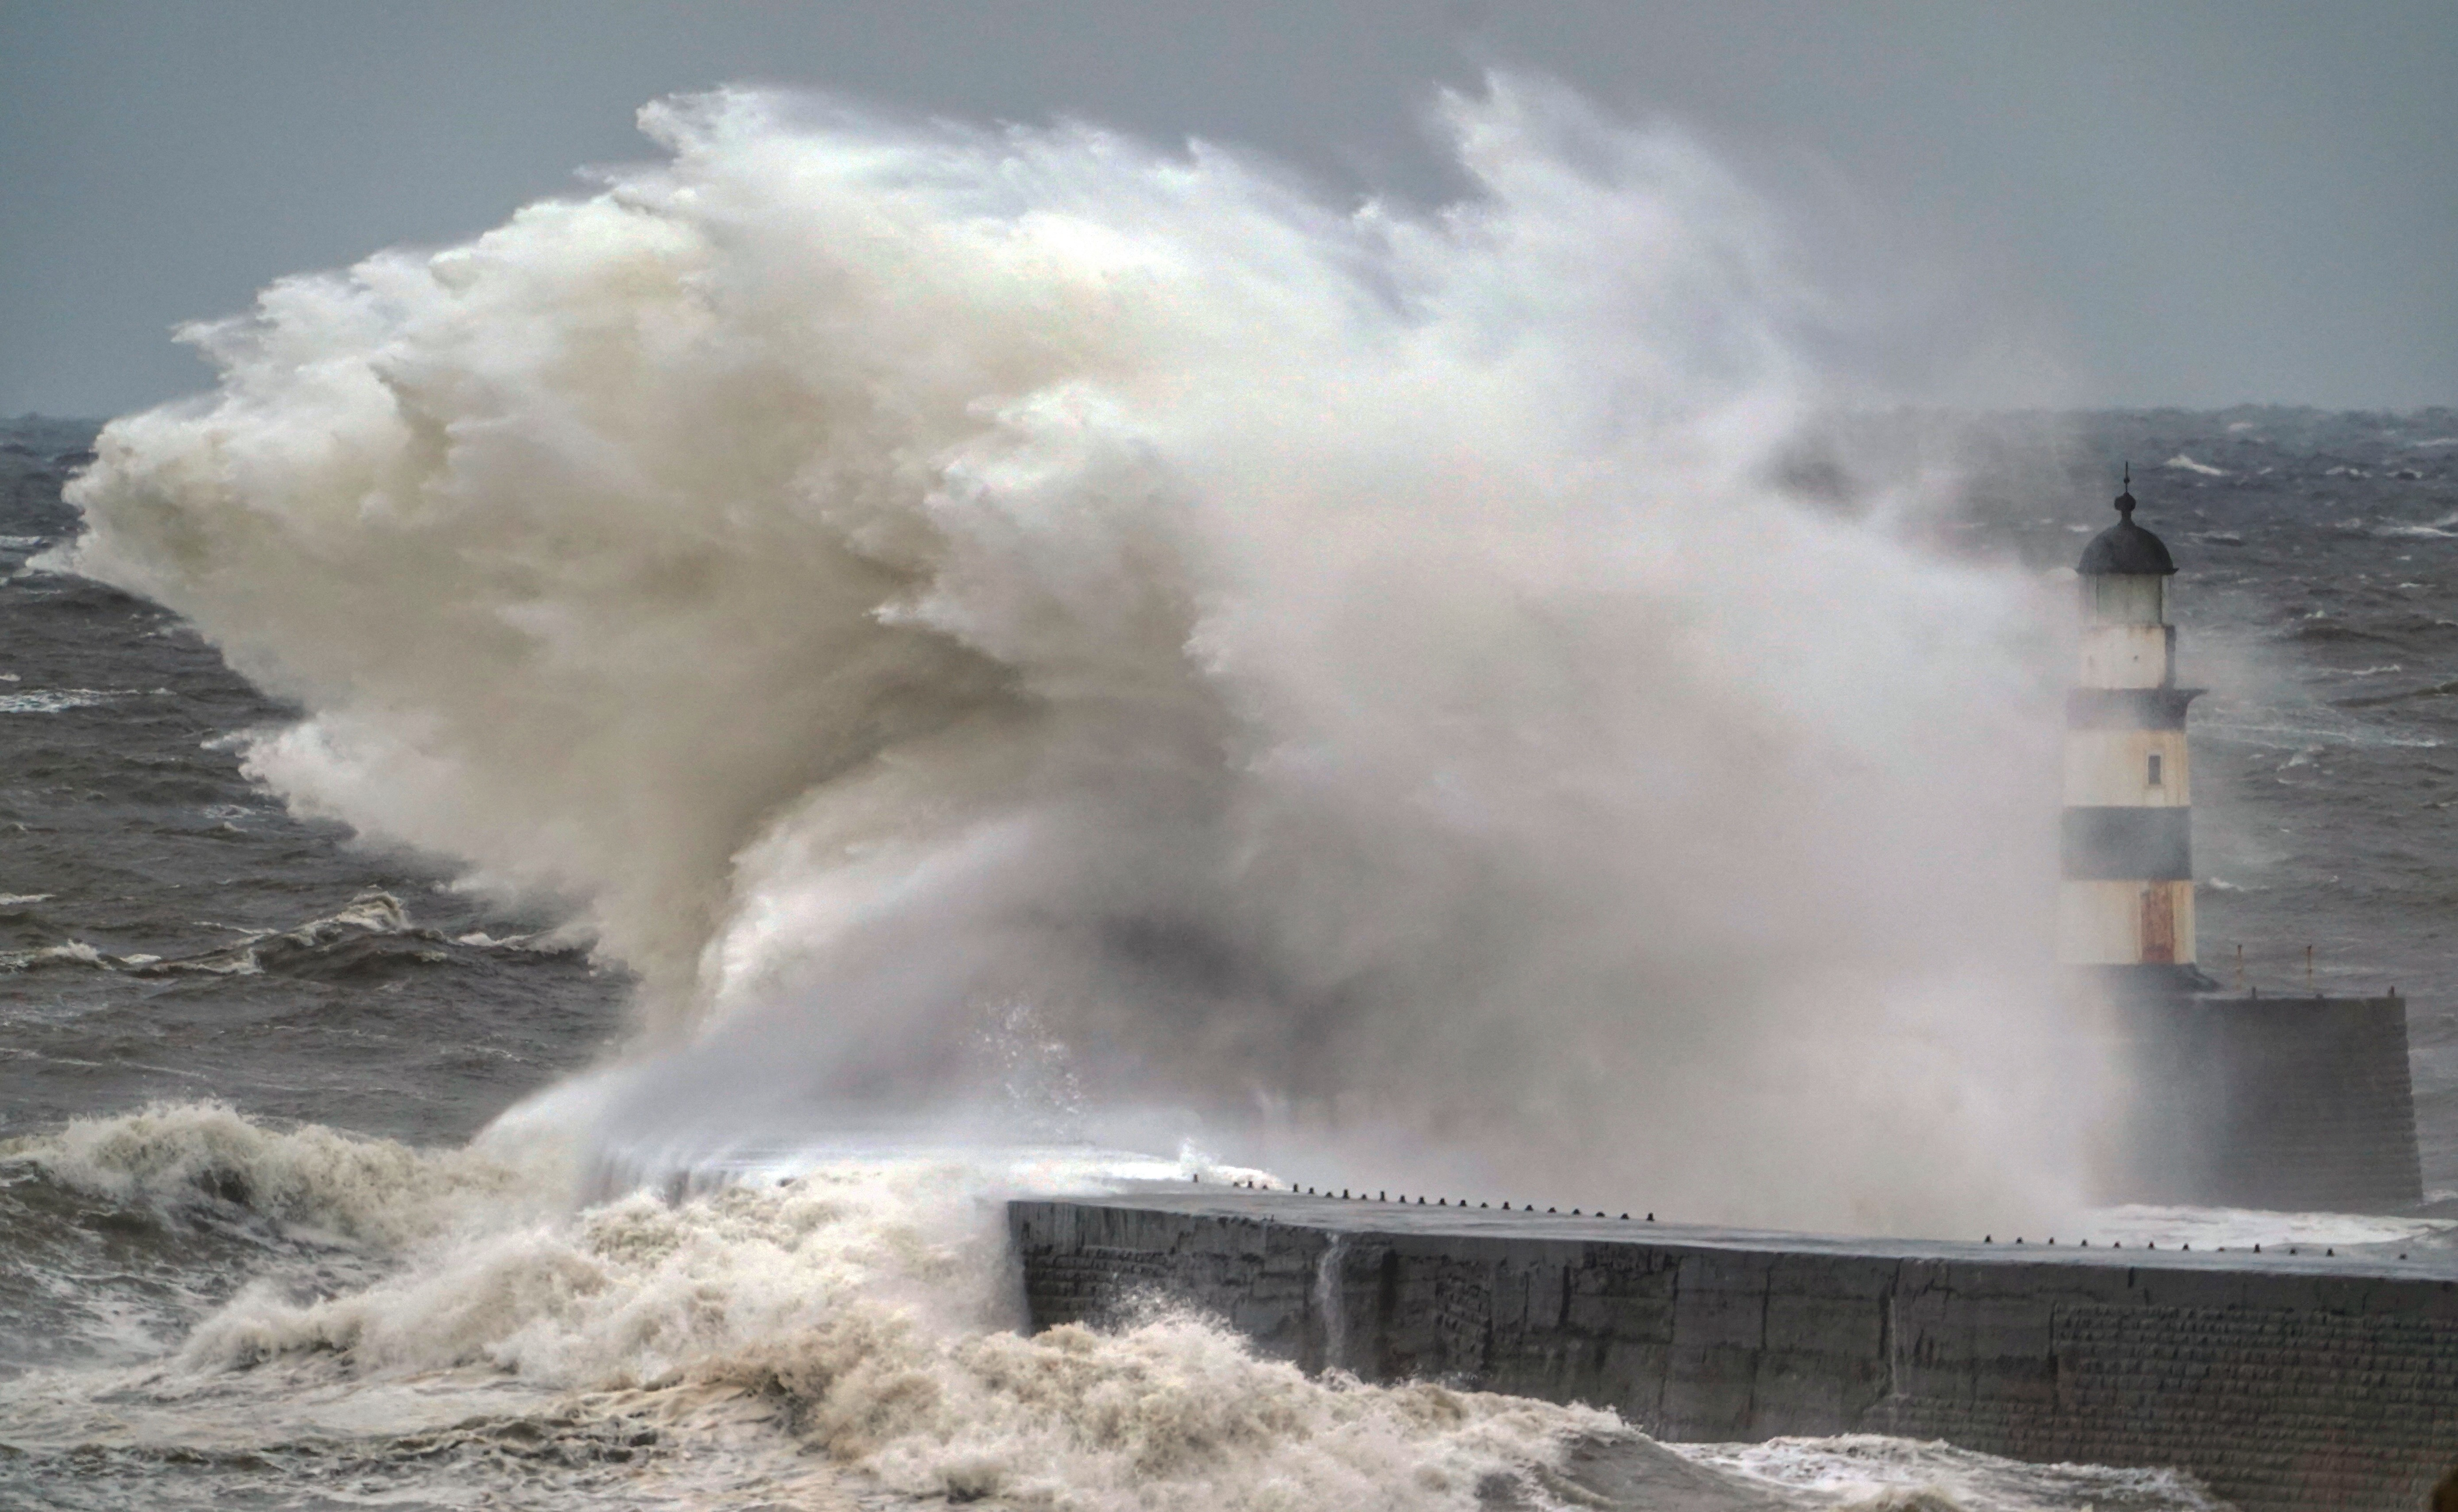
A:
2059 473 2213 994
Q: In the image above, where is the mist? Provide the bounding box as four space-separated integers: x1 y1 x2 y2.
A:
62 78 2086 1235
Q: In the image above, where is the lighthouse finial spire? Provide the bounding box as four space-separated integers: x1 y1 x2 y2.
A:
2117 462 2136 520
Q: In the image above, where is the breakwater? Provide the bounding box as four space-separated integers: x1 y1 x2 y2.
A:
2113 992 2423 1211
1011 1190 2458 1511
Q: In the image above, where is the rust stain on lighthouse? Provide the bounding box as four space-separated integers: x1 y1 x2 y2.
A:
2140 884 2177 963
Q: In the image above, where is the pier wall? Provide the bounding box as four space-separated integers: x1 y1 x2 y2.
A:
2113 992 2422 1210
1012 1194 2458 1512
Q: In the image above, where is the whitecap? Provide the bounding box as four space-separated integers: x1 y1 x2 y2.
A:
129 891 431 978
0 940 112 972
2162 453 2226 477
0 688 132 714
453 929 530 949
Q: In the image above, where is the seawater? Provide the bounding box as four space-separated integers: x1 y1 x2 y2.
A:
4 82 2456 1510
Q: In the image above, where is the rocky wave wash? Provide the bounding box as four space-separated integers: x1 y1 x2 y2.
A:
65 80 2070 1233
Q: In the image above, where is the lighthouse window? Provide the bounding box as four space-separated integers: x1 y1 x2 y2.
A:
2147 753 2163 787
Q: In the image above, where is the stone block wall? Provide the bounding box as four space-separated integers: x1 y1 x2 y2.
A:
1012 1197 2458 1511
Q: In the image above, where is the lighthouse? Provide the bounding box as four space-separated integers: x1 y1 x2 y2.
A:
2059 473 2211 993
2064 475 2421 1212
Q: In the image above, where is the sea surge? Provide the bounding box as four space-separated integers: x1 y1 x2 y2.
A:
0 72 2220 1511
59 77 2080 1235
0 1103 2223 1511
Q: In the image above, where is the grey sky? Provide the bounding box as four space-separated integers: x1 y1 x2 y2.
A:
4 0 2453 418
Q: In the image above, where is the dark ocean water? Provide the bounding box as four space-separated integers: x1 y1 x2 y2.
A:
5 406 2451 1511
0 415 623 1148
0 419 630 1385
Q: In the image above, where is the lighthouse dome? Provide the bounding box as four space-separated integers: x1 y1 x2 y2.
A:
2077 486 2176 576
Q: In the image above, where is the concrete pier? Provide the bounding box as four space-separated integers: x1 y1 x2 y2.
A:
1012 1190 2458 1512
2112 991 2423 1210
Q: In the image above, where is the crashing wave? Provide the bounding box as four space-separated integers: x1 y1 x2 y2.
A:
61 78 2083 1236
1 1101 554 1247
2 1104 2226 1511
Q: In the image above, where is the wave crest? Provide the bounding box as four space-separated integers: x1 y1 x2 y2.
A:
5 1101 555 1247
170 1139 1640 1509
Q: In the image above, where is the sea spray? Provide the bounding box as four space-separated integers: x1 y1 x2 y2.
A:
66 77 2078 1234
1314 1233 1350 1373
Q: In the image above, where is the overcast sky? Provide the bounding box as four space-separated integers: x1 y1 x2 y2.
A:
5 0 2454 418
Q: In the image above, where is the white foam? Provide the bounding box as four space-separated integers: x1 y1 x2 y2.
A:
0 688 130 714
74 1107 1653 1510
2376 510 2458 539
1680 1433 2223 1510
2081 1203 2455 1253
0 1103 2244 1508
2161 453 2226 477
3 1101 566 1247
0 939 111 971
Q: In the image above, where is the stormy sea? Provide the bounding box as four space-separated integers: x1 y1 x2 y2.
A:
4 84 2454 1510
